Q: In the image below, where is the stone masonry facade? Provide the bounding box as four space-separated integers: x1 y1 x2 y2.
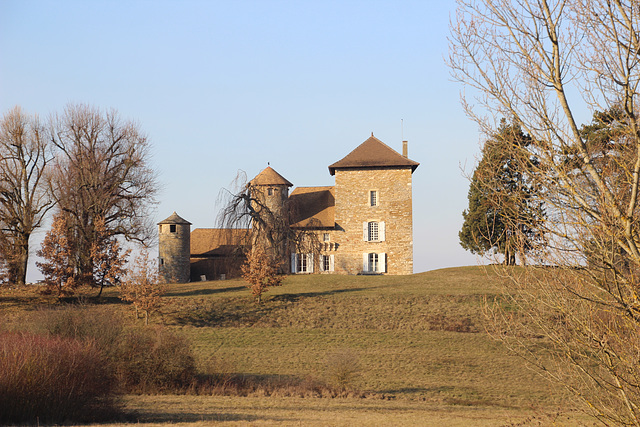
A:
331 168 413 275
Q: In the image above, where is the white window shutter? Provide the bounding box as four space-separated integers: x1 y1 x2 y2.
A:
308 253 314 273
291 253 297 273
379 253 386 273
319 255 325 272
363 222 369 241
329 254 335 272
362 253 369 272
380 222 386 241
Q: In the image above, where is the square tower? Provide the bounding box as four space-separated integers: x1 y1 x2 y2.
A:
328 134 419 275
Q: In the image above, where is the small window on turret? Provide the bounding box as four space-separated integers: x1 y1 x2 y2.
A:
170 224 176 233
268 188 273 196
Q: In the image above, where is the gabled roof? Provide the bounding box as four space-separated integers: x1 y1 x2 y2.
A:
289 186 335 228
190 228 249 257
250 166 293 187
158 212 191 225
328 134 419 175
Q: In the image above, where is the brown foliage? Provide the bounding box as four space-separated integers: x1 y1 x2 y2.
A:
241 246 283 303
36 213 78 297
120 250 164 324
37 214 129 298
91 217 130 297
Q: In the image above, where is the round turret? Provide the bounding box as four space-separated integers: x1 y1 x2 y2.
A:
249 167 293 270
158 212 191 284
249 166 292 221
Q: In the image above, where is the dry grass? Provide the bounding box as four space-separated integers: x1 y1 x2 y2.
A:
111 395 594 426
0 266 585 425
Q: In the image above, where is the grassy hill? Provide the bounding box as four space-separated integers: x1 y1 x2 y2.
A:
1 266 585 425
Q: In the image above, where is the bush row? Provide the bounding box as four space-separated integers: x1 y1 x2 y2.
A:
0 331 116 424
0 305 197 424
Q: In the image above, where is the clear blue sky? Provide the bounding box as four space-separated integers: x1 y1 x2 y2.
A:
0 0 481 280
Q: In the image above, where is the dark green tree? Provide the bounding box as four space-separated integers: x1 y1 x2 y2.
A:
459 119 544 265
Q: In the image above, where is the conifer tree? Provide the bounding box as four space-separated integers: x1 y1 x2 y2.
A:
459 119 544 265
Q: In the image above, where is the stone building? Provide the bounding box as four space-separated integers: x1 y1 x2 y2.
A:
158 134 418 282
158 212 192 284
289 134 419 275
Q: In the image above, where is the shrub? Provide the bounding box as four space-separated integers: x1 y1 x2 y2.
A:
113 325 197 392
29 304 125 353
325 349 362 391
0 332 117 424
24 305 198 393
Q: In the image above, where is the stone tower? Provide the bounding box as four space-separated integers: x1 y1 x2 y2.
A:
157 212 192 284
249 166 293 269
328 134 419 275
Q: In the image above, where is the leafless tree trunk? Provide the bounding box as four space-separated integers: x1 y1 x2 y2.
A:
47 103 158 289
0 107 53 286
450 1 640 424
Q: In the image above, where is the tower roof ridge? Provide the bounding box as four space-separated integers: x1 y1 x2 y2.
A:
328 135 419 175
158 211 192 225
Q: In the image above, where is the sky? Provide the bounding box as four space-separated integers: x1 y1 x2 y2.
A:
0 0 483 281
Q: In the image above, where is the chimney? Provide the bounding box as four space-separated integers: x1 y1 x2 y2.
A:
402 140 408 158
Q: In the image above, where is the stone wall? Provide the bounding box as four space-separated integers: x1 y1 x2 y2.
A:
331 167 414 275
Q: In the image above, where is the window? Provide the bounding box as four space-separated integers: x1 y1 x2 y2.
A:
363 221 385 241
268 188 273 196
323 233 330 242
369 253 378 272
297 254 307 272
370 190 378 206
169 224 176 233
362 253 386 273
291 253 314 273
368 222 378 241
320 254 334 272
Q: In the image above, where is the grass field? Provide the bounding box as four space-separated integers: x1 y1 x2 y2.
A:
1 266 592 425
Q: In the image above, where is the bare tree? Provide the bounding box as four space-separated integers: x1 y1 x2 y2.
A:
450 1 640 423
47 103 158 289
0 107 53 286
217 171 320 276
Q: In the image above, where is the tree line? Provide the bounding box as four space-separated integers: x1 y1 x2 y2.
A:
0 103 158 294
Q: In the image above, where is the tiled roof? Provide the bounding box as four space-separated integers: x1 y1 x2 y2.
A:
190 228 249 257
158 212 192 225
289 186 335 228
250 166 293 186
328 134 419 175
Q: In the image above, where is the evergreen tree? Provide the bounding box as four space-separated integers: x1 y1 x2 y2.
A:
459 119 544 265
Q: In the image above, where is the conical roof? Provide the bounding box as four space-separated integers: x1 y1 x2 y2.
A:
250 166 293 186
157 211 192 225
328 134 419 175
